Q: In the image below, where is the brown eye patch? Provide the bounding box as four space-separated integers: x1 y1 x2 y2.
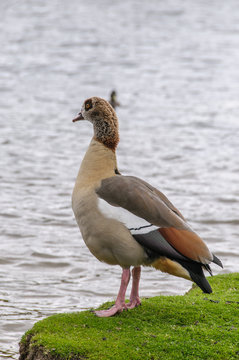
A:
85 99 93 111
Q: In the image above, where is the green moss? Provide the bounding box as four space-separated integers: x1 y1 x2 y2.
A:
20 273 239 360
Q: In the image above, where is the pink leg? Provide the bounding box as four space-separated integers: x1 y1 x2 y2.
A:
126 266 141 309
95 268 131 317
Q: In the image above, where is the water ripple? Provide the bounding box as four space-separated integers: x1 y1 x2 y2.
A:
1 1 239 358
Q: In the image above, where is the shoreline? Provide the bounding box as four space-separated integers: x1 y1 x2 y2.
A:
19 273 239 360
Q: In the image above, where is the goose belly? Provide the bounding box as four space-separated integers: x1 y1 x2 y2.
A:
72 194 147 267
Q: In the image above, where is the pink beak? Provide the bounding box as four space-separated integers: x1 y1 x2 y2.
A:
72 112 84 122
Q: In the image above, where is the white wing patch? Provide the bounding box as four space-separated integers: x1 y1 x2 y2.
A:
97 198 158 235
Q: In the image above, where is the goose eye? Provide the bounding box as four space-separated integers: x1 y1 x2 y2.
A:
85 100 92 111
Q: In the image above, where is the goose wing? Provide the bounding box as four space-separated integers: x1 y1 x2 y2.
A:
96 175 222 267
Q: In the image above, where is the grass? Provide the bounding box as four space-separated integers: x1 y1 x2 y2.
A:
20 273 239 360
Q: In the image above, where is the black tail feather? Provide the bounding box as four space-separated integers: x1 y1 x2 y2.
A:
189 270 212 294
203 263 213 276
177 259 212 294
212 254 223 268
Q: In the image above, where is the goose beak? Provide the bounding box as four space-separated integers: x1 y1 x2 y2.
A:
72 112 84 122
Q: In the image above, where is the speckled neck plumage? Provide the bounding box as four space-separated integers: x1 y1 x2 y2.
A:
90 98 119 151
93 122 119 151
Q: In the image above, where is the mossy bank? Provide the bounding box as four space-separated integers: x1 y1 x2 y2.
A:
19 273 239 360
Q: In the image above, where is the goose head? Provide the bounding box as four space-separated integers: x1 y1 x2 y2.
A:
73 97 119 151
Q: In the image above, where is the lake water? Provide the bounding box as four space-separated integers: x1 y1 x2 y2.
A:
0 0 238 358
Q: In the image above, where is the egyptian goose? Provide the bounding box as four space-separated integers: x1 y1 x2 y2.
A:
72 97 222 317
109 90 120 109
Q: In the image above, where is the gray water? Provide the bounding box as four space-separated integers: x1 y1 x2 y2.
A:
1 0 239 358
